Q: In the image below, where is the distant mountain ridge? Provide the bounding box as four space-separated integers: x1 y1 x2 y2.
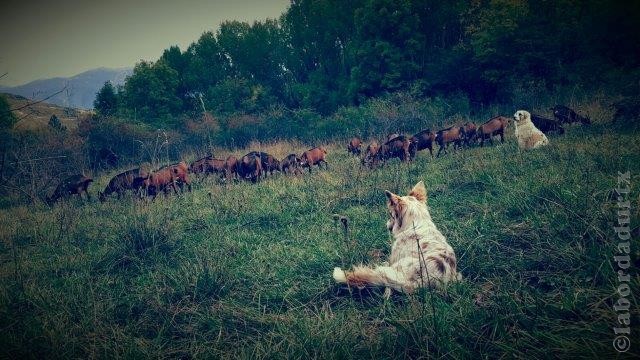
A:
0 67 132 109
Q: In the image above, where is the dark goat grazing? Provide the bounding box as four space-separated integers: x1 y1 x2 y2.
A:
99 168 148 201
190 156 224 176
47 174 93 204
531 114 565 135
281 153 302 175
409 130 435 160
382 135 411 163
463 122 477 147
204 158 226 175
237 152 263 183
248 152 280 177
552 105 591 125
189 156 210 174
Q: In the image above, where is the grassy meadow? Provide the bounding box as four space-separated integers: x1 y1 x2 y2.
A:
1 112 639 358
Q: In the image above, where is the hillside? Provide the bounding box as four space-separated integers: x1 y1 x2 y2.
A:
0 120 638 358
1 93 90 131
0 67 132 110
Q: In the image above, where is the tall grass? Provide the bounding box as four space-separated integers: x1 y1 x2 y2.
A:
0 103 639 358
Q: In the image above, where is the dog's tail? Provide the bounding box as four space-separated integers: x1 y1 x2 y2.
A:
541 134 550 146
333 266 411 293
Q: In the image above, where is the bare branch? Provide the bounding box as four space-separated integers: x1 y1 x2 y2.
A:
2 86 68 114
15 108 38 122
9 155 68 165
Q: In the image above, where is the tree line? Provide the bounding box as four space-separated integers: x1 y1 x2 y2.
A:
94 0 638 126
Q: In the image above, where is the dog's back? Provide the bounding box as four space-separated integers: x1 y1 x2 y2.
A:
333 181 461 295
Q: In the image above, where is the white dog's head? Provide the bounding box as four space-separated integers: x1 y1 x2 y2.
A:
513 110 531 123
385 181 429 233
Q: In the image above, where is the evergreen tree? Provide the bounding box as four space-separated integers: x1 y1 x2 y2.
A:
94 82 119 116
48 114 66 132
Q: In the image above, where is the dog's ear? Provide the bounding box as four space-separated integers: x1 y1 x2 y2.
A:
409 181 427 203
385 190 401 206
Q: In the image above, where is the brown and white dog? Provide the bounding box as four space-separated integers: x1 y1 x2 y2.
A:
513 110 549 150
333 181 461 296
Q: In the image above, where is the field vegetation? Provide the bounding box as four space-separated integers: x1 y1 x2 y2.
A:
1 102 638 357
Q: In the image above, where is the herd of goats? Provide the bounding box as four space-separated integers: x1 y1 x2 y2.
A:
45 105 591 205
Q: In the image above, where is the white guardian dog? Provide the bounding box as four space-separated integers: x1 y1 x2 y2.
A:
513 110 549 150
333 181 461 296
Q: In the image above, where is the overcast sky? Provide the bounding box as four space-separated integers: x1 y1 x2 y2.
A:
0 0 289 86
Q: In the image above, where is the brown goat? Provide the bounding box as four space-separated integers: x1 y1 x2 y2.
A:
47 174 93 204
190 156 224 177
301 147 328 173
223 155 238 182
383 135 411 162
144 166 178 199
237 152 263 183
477 116 509 146
463 122 477 147
262 154 281 177
409 130 436 159
189 156 210 174
204 158 225 175
361 140 381 167
169 161 191 192
435 126 466 157
347 137 362 155
145 161 191 198
248 151 280 177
